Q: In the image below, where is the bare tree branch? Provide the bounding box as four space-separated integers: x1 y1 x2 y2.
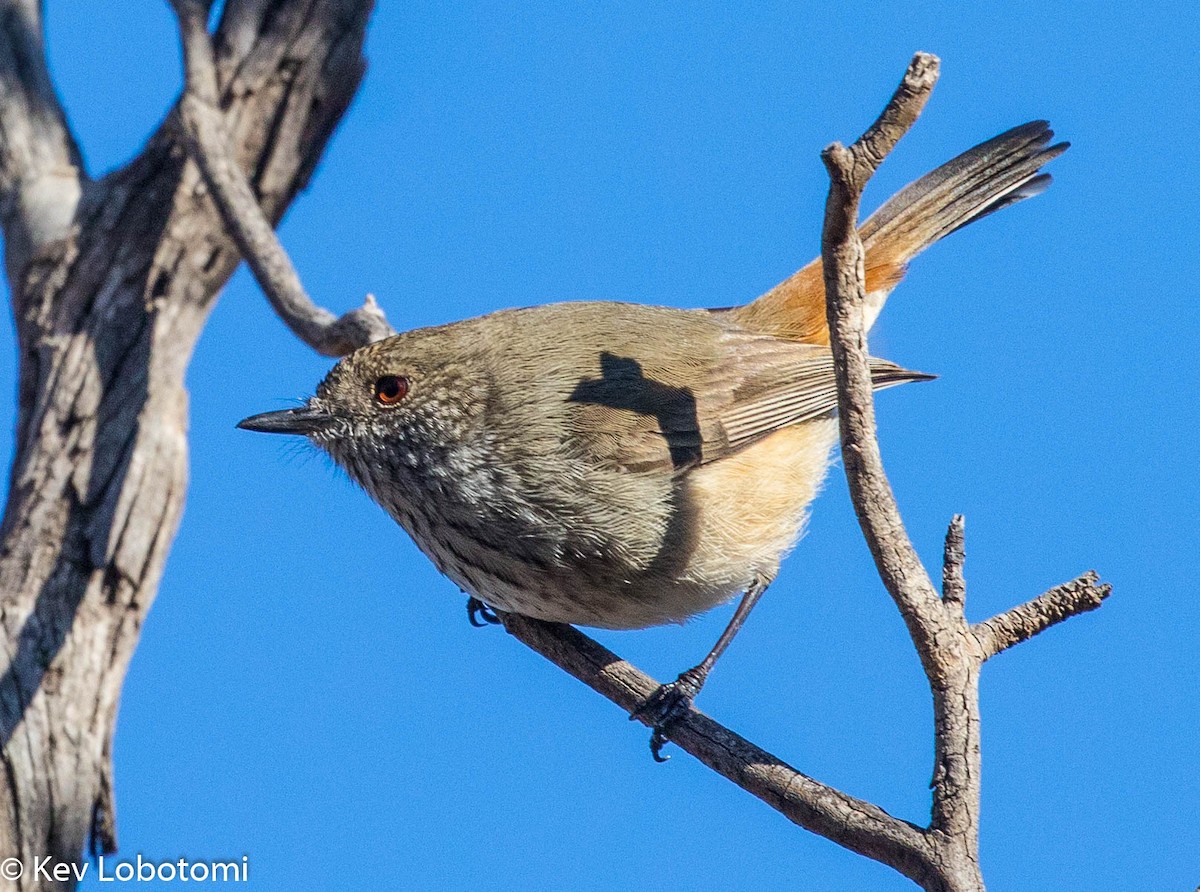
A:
0 0 85 284
820 63 993 887
973 572 1110 661
819 53 995 892
170 0 392 356
820 54 948 679
500 613 937 884
818 53 1110 892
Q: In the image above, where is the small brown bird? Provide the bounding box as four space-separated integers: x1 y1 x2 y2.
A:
241 122 1065 755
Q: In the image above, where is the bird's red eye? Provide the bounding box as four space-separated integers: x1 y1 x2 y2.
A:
374 375 409 405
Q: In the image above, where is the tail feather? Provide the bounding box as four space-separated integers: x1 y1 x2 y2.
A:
861 120 1068 267
945 171 1053 235
730 121 1068 344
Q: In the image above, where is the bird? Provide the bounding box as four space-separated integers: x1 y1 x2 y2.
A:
239 121 1066 757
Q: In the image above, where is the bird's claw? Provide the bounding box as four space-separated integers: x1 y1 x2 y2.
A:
630 667 706 762
466 596 501 627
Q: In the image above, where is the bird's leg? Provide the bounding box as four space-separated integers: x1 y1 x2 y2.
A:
466 596 501 627
632 573 771 761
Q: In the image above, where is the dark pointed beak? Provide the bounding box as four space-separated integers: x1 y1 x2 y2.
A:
237 406 330 435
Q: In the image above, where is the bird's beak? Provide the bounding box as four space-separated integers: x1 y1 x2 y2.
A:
237 406 331 435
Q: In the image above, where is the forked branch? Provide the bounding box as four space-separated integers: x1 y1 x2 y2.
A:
820 52 1109 891
0 0 383 879
820 52 948 679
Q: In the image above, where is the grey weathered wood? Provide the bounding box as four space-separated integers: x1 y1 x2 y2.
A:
973 572 1108 661
0 1 373 884
819 53 1110 892
171 0 392 356
0 0 84 284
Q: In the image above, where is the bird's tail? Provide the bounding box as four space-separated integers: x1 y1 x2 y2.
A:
730 121 1069 343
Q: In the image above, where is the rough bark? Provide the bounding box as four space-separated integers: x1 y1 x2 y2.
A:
0 1 372 885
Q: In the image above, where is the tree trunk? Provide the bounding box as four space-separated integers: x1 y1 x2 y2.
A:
0 2 372 884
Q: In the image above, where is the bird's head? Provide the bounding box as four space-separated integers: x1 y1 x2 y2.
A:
238 328 491 491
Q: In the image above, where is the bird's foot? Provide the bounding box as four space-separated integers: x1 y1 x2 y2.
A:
630 667 707 762
466 596 501 628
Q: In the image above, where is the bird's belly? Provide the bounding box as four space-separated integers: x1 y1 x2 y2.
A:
571 419 838 629
405 419 839 630
679 417 838 601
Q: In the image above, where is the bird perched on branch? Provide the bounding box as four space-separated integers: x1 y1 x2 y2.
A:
240 121 1066 757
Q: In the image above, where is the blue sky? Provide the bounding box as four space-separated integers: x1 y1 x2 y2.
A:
2 1 1194 889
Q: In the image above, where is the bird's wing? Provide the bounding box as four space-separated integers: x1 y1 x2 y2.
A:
563 331 931 474
716 346 930 454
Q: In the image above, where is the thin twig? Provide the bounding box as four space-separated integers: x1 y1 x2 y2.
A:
169 0 392 356
973 572 1110 661
820 52 947 680
942 515 966 610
